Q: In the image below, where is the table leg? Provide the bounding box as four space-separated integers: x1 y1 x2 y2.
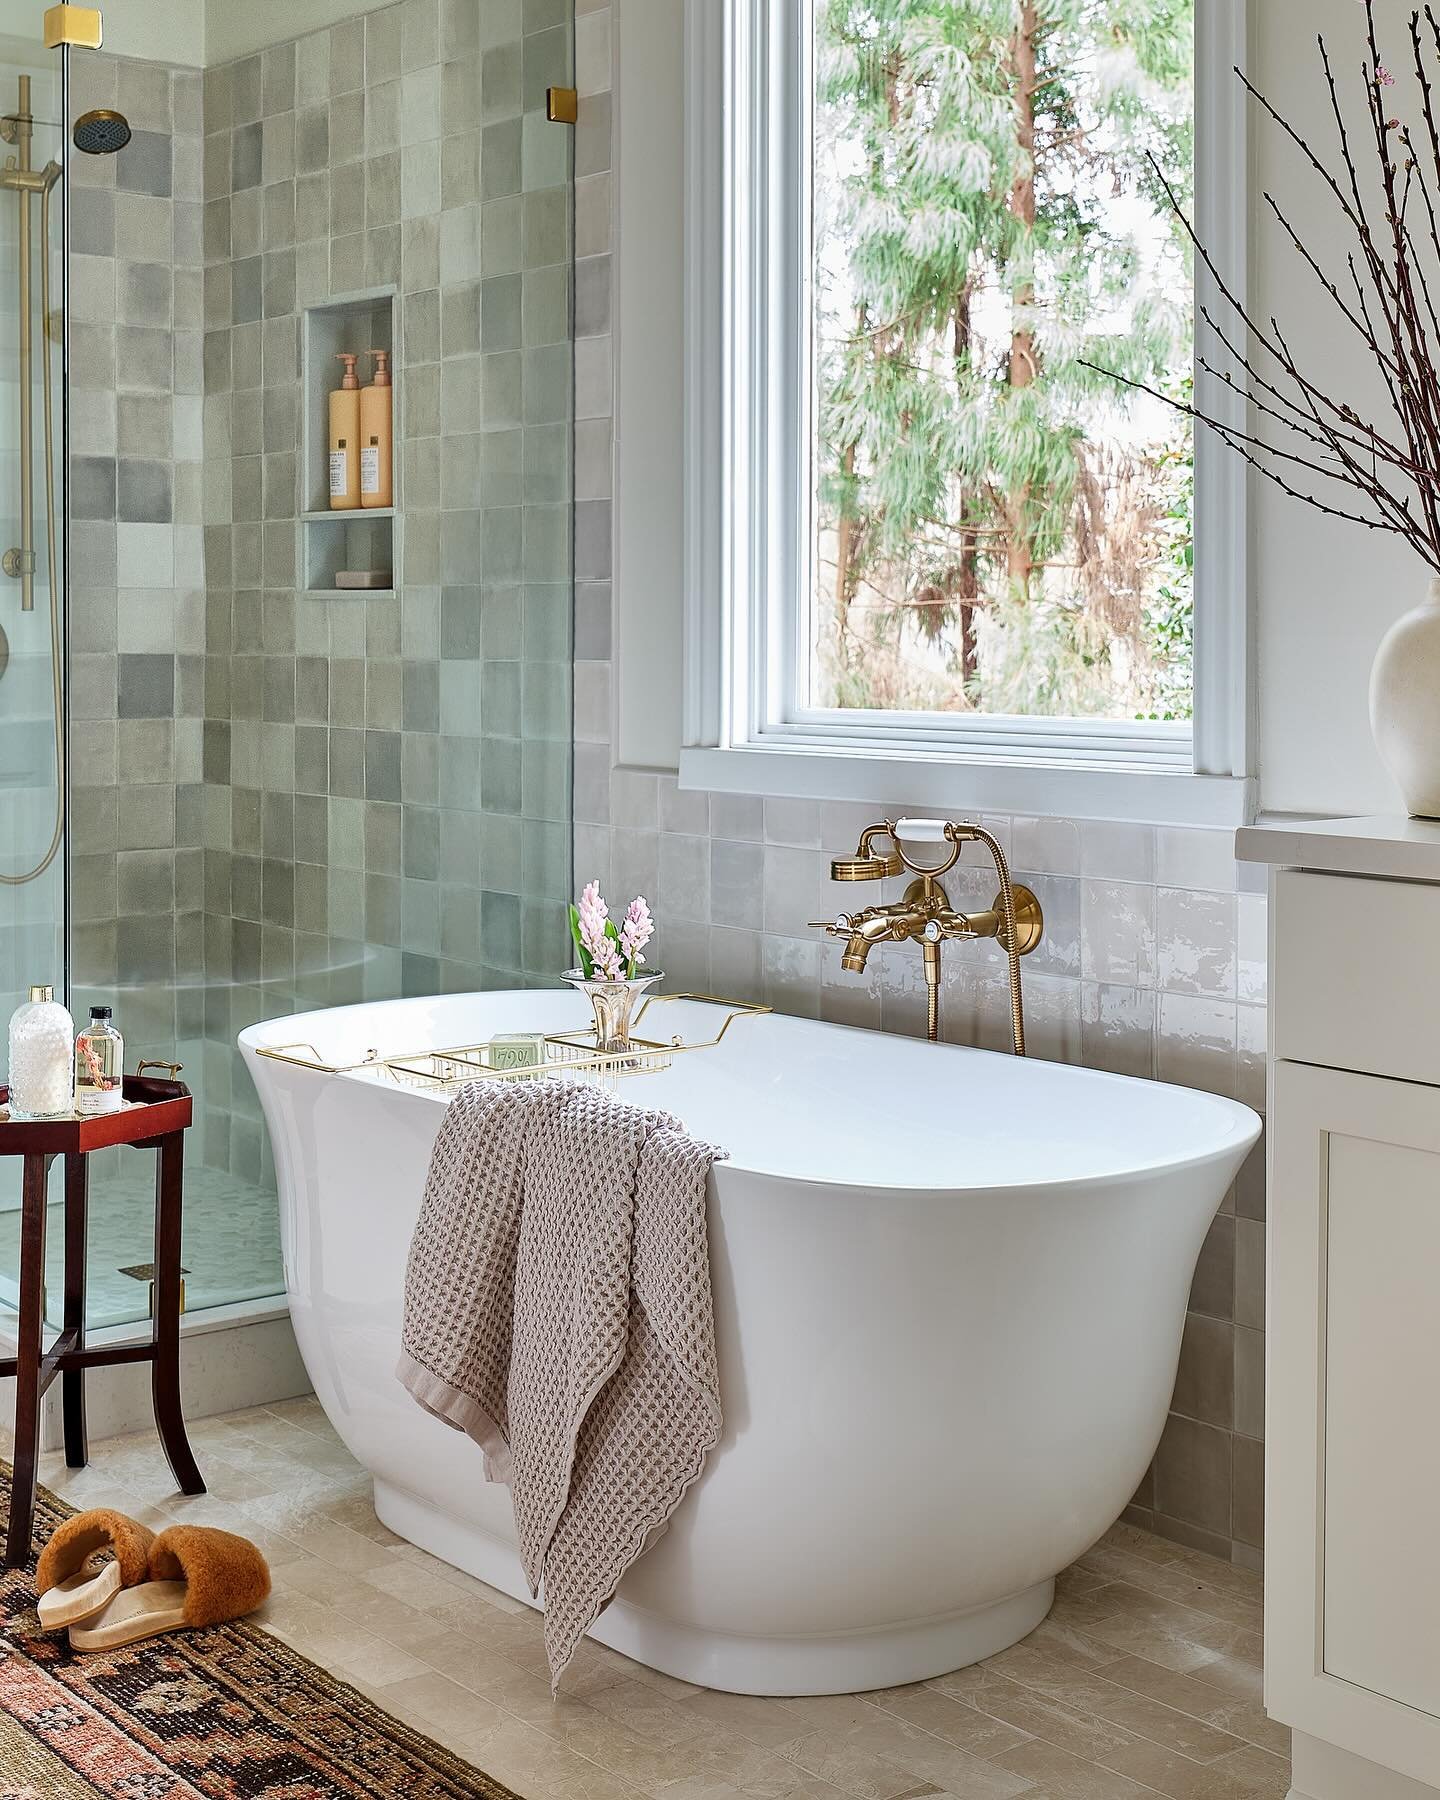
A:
7 1152 49 1568
152 1131 204 1495
62 1152 89 1469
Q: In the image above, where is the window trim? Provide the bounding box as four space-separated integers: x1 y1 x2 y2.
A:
682 0 1254 827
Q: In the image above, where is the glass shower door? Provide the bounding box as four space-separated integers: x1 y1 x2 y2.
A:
0 34 67 1313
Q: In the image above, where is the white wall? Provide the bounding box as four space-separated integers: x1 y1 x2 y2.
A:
612 0 1420 819
612 0 684 770
1251 0 1414 816
0 0 396 68
0 0 204 66
204 0 393 67
103 0 202 64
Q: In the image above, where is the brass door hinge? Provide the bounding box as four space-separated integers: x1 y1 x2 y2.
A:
546 86 578 124
44 5 103 49
119 1262 189 1318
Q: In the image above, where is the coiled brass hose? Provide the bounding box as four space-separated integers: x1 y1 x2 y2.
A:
956 822 1027 1057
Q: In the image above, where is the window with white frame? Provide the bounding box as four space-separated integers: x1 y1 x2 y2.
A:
683 0 1251 824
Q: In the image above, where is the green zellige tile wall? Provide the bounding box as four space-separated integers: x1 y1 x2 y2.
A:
69 0 574 1193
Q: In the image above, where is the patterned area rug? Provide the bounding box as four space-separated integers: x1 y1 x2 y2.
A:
0 1465 522 1799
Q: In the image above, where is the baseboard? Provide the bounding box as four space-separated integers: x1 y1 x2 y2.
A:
1290 1732 1440 1800
0 1302 310 1451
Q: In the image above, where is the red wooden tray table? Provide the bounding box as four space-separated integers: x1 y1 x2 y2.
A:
0 1071 205 1566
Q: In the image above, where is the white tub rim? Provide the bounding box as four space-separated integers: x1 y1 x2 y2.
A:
239 990 1260 1199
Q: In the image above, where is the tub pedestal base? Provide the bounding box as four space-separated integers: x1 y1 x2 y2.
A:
374 1479 1056 1697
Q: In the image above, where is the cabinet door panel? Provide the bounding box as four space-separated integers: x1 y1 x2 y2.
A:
1323 1132 1440 1718
1269 1060 1440 1787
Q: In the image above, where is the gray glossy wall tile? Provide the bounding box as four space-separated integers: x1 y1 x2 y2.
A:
564 11 1267 1569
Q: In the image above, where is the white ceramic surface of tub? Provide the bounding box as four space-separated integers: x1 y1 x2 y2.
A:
241 991 1260 1696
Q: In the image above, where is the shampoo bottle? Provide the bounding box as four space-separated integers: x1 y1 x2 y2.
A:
7 984 74 1120
329 352 361 510
359 348 393 509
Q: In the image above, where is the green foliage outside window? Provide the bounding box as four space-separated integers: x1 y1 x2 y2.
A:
812 0 1195 722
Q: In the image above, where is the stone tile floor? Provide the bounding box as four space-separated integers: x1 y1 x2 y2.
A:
12 1400 1289 1800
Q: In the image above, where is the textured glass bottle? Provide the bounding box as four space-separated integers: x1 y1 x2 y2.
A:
7 984 74 1119
75 1005 124 1117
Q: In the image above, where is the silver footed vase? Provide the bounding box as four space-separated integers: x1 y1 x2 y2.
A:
563 970 662 1055
1370 574 1440 819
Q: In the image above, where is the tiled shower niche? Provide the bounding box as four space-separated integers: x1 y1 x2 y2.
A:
300 288 398 596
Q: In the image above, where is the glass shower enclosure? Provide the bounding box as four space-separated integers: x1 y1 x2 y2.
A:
0 3 576 1338
0 30 67 1310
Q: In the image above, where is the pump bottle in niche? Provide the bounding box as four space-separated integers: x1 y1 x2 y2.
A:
329 352 361 510
360 348 393 509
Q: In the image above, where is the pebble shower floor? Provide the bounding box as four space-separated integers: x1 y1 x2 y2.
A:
0 1164 282 1328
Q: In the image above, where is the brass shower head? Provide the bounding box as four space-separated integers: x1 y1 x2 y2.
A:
829 823 904 882
830 851 903 881
73 108 130 155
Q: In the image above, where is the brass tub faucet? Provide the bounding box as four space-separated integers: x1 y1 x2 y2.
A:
811 819 1042 1053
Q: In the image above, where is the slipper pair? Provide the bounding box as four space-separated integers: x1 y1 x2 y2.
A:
35 1507 270 1650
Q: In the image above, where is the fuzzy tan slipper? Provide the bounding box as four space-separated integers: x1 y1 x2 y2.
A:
35 1509 157 1631
68 1524 271 1652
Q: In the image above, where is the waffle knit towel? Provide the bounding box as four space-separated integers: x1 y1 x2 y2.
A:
397 1076 726 1687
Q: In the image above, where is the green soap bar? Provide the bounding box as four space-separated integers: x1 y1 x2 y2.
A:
489 1033 545 1072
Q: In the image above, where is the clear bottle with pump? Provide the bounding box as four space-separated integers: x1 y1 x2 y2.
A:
7 985 74 1119
75 1006 124 1117
360 348 393 509
329 352 361 510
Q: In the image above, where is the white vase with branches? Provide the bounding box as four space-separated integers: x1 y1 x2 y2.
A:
1371 579 1440 815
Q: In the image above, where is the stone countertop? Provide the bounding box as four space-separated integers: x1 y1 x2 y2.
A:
1236 813 1440 881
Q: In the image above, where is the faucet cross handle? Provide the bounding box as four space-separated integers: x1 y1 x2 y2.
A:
807 914 854 937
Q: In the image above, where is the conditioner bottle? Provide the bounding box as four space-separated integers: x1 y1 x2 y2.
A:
329 352 361 510
359 348 393 509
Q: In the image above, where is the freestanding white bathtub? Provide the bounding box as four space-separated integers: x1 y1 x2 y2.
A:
241 989 1260 1696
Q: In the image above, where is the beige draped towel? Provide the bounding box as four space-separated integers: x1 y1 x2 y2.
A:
397 1076 725 1686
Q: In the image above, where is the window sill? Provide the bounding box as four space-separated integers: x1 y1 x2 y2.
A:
679 743 1255 830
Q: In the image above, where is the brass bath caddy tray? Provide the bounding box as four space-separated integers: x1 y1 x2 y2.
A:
253 993 770 1089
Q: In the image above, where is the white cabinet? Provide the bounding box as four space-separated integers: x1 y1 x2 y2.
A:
1240 821 1440 1800
1268 1062 1440 1783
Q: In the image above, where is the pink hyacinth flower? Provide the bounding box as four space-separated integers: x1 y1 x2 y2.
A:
620 896 654 973
578 880 612 963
